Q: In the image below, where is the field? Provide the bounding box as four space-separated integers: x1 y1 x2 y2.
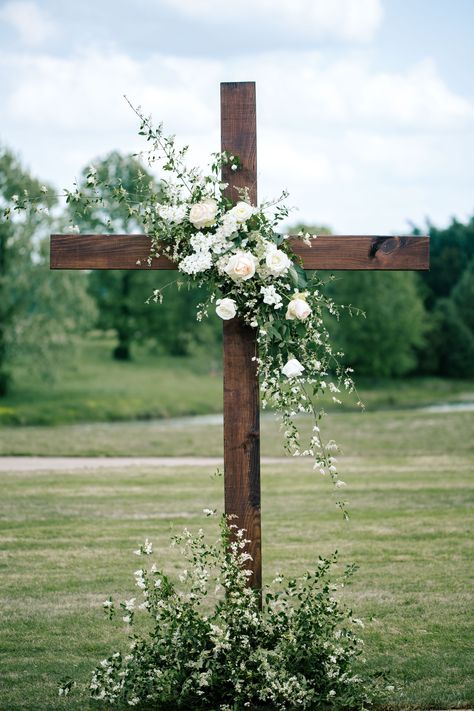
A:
1 337 473 427
1 404 473 709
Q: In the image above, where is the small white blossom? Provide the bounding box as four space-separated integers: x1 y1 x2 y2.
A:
157 203 187 224
124 597 136 612
260 284 283 309
179 249 213 275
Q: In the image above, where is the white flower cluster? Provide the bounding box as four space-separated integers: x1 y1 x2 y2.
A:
157 203 187 224
90 518 370 708
260 284 283 309
126 113 357 503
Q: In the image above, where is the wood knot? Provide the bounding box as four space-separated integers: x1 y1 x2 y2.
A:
369 236 400 258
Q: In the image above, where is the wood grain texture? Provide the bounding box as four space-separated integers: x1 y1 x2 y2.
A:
291 234 429 270
221 82 257 206
223 317 261 592
51 234 429 271
50 234 175 270
221 82 261 596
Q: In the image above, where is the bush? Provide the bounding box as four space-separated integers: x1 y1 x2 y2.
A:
423 298 474 378
88 516 386 710
452 257 474 335
327 272 426 377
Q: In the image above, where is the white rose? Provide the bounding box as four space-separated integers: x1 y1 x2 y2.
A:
286 296 312 321
230 201 254 223
282 358 305 378
224 251 257 282
189 198 218 228
265 248 291 277
216 298 237 320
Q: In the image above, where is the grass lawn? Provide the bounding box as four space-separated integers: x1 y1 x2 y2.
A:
0 336 473 427
1 410 473 709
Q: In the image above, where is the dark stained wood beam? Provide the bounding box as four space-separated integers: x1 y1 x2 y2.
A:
50 233 429 271
221 81 262 596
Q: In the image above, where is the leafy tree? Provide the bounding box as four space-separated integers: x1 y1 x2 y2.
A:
69 152 220 360
414 216 474 306
0 148 96 396
451 256 474 334
424 298 474 378
327 271 427 378
288 223 427 377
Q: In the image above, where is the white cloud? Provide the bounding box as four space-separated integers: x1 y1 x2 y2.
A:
161 0 383 43
1 45 473 232
0 1 56 47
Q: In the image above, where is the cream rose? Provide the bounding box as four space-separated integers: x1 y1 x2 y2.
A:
189 198 218 229
265 247 291 277
286 295 312 321
230 201 254 223
281 358 305 378
224 251 257 282
216 298 237 320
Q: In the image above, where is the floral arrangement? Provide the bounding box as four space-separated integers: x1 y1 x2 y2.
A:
4 102 359 510
99 102 357 508
84 514 386 710
7 103 385 709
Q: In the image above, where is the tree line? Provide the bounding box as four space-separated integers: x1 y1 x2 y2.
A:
1 147 473 396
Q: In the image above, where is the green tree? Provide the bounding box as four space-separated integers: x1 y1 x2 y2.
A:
0 148 96 395
69 152 220 360
425 298 474 378
288 223 428 377
451 256 474 334
415 216 474 306
327 271 427 377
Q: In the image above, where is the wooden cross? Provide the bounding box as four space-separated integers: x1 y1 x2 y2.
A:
51 82 429 594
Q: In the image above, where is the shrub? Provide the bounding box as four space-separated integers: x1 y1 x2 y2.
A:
89 515 385 710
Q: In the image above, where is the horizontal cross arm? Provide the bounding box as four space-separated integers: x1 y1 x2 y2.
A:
50 233 429 271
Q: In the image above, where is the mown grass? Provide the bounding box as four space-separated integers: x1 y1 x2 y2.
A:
1 411 473 710
1 407 473 459
0 336 473 426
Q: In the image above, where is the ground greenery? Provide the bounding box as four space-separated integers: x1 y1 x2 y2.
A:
0 336 473 429
1 405 473 709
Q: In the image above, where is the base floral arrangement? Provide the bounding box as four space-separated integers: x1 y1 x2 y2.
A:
85 514 388 710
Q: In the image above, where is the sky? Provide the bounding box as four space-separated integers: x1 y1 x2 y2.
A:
0 0 473 233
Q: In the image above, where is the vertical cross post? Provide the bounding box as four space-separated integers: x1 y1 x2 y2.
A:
221 82 262 594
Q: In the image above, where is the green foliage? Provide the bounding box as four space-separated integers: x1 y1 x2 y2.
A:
288 222 333 237
417 216 474 305
452 256 474 334
90 517 380 710
327 272 427 377
0 147 96 396
69 151 220 359
423 298 474 378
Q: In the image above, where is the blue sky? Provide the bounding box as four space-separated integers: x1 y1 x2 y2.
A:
0 0 473 233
